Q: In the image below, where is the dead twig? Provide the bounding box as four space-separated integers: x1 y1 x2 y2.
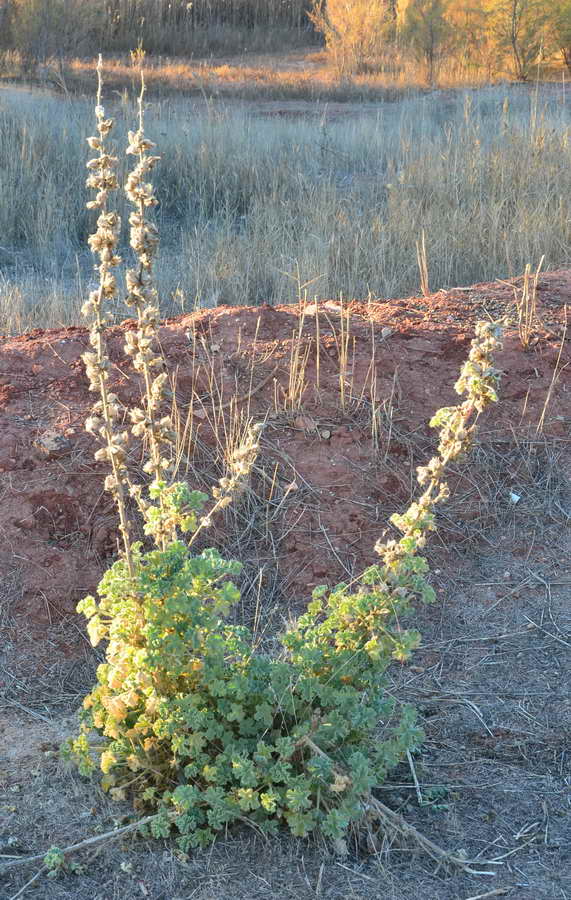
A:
8 865 47 900
462 888 512 900
0 815 158 873
364 795 500 876
300 737 501 876
406 748 424 806
537 306 568 435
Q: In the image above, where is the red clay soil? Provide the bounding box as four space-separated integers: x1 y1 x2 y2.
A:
0 271 569 646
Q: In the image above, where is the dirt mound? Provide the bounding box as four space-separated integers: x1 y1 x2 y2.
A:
1 274 570 900
0 272 569 643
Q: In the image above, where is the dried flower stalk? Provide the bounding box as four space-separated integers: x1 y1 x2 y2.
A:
123 68 175 550
188 420 263 548
81 61 260 561
81 55 133 576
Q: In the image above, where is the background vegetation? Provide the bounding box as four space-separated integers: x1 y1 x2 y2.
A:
1 1 571 333
1 85 571 332
0 0 316 60
2 0 571 83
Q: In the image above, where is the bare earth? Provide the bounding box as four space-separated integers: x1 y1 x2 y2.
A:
1 274 570 899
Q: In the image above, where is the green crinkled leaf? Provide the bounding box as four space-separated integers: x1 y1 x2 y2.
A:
171 784 201 813
150 811 172 839
284 808 317 837
429 407 454 428
237 788 260 811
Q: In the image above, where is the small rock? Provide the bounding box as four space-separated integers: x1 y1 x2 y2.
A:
33 429 72 459
14 516 35 530
294 414 317 432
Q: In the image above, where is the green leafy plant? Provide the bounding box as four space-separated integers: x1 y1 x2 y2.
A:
43 846 65 878
65 61 504 855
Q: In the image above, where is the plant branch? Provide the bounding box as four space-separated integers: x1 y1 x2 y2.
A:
1 816 158 874
300 737 501 876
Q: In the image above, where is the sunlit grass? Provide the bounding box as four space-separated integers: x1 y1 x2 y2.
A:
1 80 571 333
1 48 516 102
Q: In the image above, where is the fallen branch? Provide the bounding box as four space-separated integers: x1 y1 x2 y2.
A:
365 796 500 876
0 815 157 873
463 889 512 900
8 865 47 900
302 737 502 877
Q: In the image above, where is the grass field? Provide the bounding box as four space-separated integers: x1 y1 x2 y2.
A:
1 76 571 332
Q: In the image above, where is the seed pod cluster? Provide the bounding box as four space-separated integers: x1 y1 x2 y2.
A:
212 423 263 509
376 320 503 573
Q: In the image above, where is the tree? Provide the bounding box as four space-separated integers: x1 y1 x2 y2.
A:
402 0 454 85
0 1 13 50
8 0 103 68
491 0 549 81
447 1 498 79
550 0 571 74
310 0 394 74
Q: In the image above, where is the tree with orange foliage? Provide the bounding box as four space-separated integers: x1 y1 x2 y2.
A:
310 0 395 73
490 0 549 80
550 0 571 74
402 0 454 84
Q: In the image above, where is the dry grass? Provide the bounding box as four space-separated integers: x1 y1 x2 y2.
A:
2 81 571 333
59 49 505 99
4 47 569 103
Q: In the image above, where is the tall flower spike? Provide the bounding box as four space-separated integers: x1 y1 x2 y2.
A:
123 66 173 549
81 55 134 577
377 320 504 571
187 421 263 548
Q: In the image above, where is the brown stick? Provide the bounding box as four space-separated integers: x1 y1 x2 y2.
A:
1 815 158 873
301 738 501 876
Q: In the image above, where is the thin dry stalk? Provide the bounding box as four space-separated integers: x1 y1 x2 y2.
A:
382 371 399 463
416 230 430 298
371 374 381 451
515 256 544 349
338 302 352 413
286 332 311 413
170 363 200 479
357 302 381 445
314 303 322 397
536 307 568 435
323 302 353 413
275 311 310 414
